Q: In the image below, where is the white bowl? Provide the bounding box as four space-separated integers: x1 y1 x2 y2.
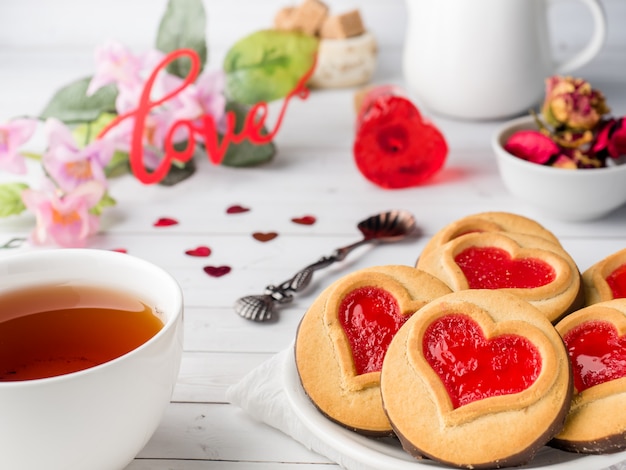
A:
0 249 184 470
492 116 626 222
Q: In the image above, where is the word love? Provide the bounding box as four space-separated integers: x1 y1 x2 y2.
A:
99 49 313 184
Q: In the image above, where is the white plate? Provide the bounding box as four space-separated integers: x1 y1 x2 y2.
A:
282 347 626 470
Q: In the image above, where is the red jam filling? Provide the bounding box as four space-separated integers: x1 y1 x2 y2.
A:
339 286 409 375
454 246 556 289
606 263 626 299
423 314 542 408
563 320 626 392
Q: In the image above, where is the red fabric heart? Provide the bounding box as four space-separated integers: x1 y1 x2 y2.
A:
424 314 541 408
226 205 250 214
563 320 626 392
292 215 316 225
185 246 211 257
353 94 447 189
455 246 555 289
252 232 278 242
607 264 626 298
203 265 231 277
339 286 410 375
154 217 179 227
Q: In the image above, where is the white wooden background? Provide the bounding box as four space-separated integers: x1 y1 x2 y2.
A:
0 1 625 469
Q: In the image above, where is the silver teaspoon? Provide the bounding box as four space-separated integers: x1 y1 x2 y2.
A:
234 209 420 322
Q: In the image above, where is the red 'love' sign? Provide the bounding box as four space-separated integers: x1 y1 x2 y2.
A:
99 48 313 184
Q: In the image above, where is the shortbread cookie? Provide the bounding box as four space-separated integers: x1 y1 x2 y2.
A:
552 299 626 453
295 265 451 435
381 289 572 469
419 211 562 263
417 231 583 323
582 247 626 305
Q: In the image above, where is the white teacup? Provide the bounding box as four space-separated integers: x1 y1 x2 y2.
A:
403 0 607 120
0 249 184 470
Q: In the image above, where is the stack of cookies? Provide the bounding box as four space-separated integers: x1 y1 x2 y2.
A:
295 211 626 468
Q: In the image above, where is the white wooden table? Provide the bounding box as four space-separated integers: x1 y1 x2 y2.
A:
1 1 625 468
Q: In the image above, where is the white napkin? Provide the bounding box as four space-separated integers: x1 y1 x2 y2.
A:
226 348 386 470
226 347 626 470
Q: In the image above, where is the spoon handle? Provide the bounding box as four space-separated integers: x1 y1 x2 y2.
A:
234 238 371 321
270 238 371 302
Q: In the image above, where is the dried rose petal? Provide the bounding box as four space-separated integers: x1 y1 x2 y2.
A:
291 215 316 225
608 117 626 159
504 130 559 165
252 232 278 242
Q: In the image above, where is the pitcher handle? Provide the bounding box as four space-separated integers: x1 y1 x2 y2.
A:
550 0 607 74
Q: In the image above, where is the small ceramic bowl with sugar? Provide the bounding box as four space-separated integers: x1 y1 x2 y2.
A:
492 116 626 222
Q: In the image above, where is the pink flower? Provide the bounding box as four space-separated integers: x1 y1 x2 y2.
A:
21 179 105 247
107 110 177 169
167 70 226 121
0 118 38 174
42 118 115 192
87 40 164 98
504 130 560 165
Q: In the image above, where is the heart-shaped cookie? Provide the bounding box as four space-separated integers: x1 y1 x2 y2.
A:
382 290 571 468
419 212 562 262
295 266 451 435
417 231 583 323
582 247 626 305
353 95 447 189
553 299 626 453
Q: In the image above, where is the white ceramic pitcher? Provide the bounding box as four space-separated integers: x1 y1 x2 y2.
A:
403 0 607 120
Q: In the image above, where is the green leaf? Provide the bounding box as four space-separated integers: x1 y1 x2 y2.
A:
0 183 29 218
105 150 131 179
40 77 118 125
224 30 318 105
220 101 276 167
156 0 208 78
159 158 197 186
72 112 118 147
90 191 117 216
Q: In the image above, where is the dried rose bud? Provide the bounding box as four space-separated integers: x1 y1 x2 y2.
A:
504 130 559 165
541 76 610 132
552 154 578 169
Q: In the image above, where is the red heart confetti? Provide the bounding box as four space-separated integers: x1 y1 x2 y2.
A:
563 320 626 392
607 263 626 298
185 246 211 257
339 286 410 375
354 92 448 189
455 246 555 289
226 205 250 214
203 265 231 277
154 217 179 227
111 248 128 254
291 215 316 225
252 232 278 242
424 314 541 409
